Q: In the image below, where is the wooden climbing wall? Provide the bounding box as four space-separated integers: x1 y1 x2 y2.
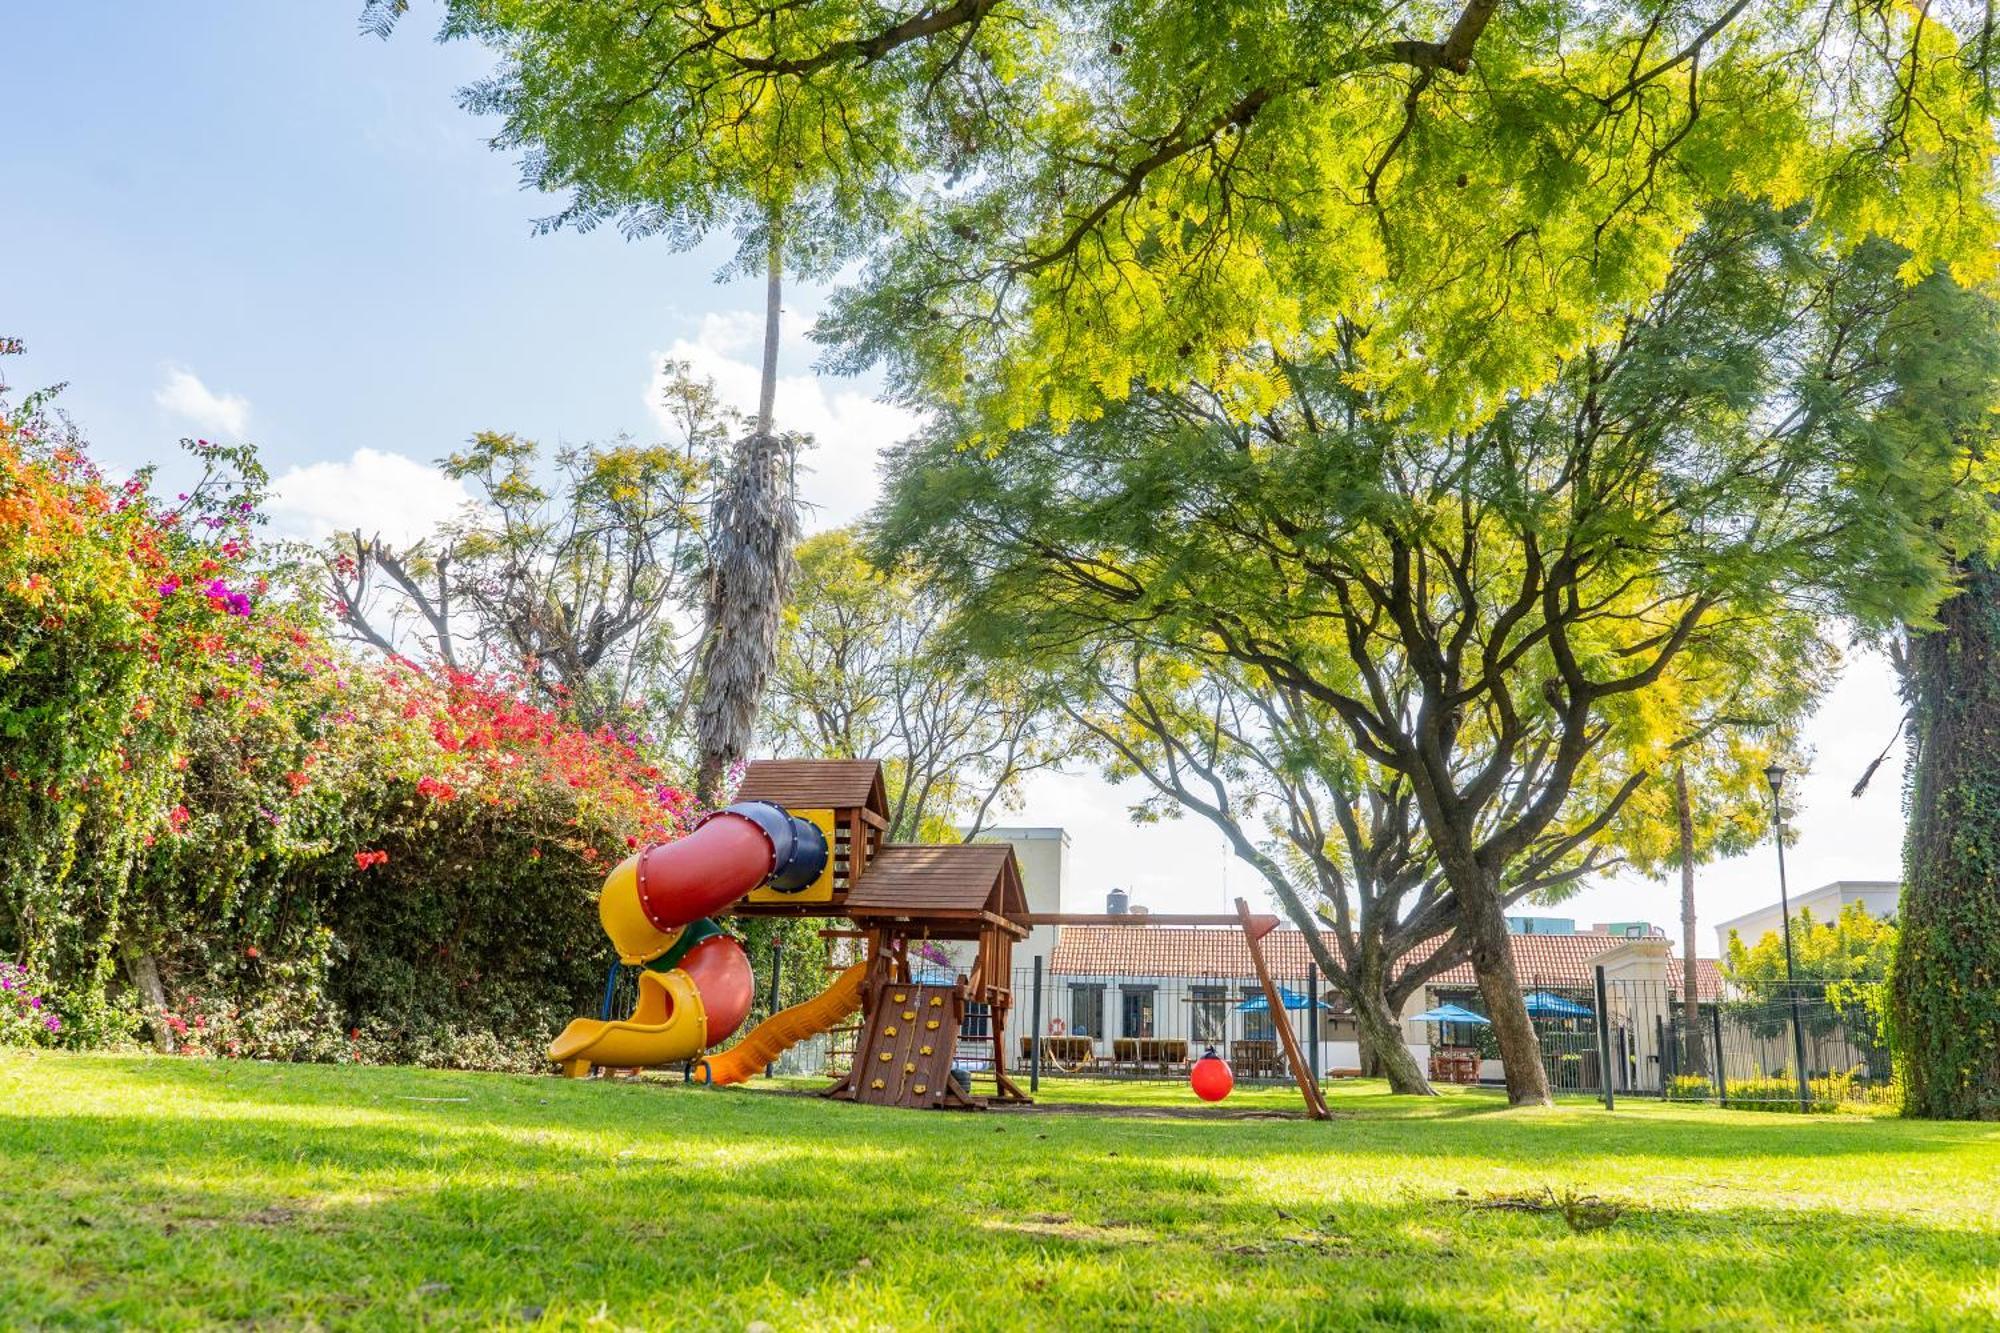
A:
849 980 973 1109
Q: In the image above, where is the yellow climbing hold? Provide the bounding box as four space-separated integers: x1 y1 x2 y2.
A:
879 1051 893 1062
892 992 906 1003
871 1078 885 1090
919 1045 933 1056
926 1020 940 1030
884 1025 898 1037
902 1010 917 1020
914 1084 927 1095
929 996 944 1007
903 1062 916 1073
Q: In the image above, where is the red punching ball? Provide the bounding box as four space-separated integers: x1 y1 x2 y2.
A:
1190 1047 1234 1102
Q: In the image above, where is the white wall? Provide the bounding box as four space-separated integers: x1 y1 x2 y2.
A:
977 826 1070 969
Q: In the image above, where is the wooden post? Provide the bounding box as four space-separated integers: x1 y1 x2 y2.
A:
1235 898 1330 1120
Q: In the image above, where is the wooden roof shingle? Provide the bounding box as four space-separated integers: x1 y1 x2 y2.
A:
843 843 1027 921
734 759 887 816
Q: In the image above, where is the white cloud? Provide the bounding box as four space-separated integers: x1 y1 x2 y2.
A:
647 311 925 532
265 447 474 547
155 366 251 437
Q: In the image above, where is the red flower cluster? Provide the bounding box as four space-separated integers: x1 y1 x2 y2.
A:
415 775 458 803
353 849 390 870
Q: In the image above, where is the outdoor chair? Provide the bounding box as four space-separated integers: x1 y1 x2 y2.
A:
1231 1039 1281 1079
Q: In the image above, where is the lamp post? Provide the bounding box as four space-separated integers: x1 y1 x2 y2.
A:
1762 764 1813 1112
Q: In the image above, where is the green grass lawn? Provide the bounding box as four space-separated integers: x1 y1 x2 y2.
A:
3 1052 1996 1330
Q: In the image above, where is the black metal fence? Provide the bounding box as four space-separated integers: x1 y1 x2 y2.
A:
1011 963 1337 1086
1552 973 1895 1111
697 949 1897 1111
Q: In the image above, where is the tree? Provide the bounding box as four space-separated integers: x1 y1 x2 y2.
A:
764 530 1070 840
1896 556 2000 1119
1057 650 1482 1095
873 203 1995 1104
367 0 1032 800
323 363 727 728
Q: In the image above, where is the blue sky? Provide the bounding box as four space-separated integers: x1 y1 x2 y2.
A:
2 6 1913 943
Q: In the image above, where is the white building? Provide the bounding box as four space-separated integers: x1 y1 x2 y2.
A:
967 826 1071 969
1713 880 1900 957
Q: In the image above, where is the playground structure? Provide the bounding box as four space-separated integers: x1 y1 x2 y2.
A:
554 758 1330 1116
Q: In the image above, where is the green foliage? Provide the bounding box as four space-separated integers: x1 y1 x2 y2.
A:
372 0 1034 278
374 2 2000 449
1722 906 1897 1065
1895 555 2000 1120
823 0 2000 444
1666 1073 1714 1100
1717 1068 1894 1114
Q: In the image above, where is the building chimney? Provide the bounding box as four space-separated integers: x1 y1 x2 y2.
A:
1107 887 1129 915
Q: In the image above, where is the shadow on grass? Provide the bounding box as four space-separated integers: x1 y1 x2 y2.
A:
55 1053 1994 1181
3 1077 1996 1331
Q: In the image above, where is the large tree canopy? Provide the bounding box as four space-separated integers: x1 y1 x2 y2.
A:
872 202 1998 1103
821 0 1999 437
372 2 1998 436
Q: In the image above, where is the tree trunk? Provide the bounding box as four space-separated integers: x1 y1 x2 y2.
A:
1674 762 1707 1076
1459 878 1553 1106
123 947 176 1054
1894 557 2000 1120
695 226 798 805
1351 985 1434 1095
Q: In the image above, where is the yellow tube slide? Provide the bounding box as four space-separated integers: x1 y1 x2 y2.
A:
694 962 868 1086
549 968 708 1075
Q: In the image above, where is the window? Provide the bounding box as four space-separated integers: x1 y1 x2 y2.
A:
961 1001 990 1038
1069 985 1104 1038
1191 985 1228 1046
1240 987 1274 1042
1121 986 1156 1039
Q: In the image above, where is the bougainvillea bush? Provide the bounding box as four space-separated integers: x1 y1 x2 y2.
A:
0 380 694 1066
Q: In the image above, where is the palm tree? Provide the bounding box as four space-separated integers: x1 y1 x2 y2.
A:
694 225 799 804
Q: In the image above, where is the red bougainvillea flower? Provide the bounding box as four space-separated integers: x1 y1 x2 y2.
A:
353 849 389 870
166 805 191 834
415 775 458 803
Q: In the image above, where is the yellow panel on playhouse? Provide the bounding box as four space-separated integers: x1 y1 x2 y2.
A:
746 807 837 904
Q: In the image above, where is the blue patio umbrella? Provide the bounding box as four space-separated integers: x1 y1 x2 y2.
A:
1410 1002 1490 1025
1236 985 1333 1013
1523 990 1594 1018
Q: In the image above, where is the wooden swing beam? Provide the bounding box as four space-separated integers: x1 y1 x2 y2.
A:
1011 905 1330 1121
1016 912 1280 938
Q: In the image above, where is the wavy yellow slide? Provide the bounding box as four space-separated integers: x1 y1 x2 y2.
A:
694 962 868 1086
